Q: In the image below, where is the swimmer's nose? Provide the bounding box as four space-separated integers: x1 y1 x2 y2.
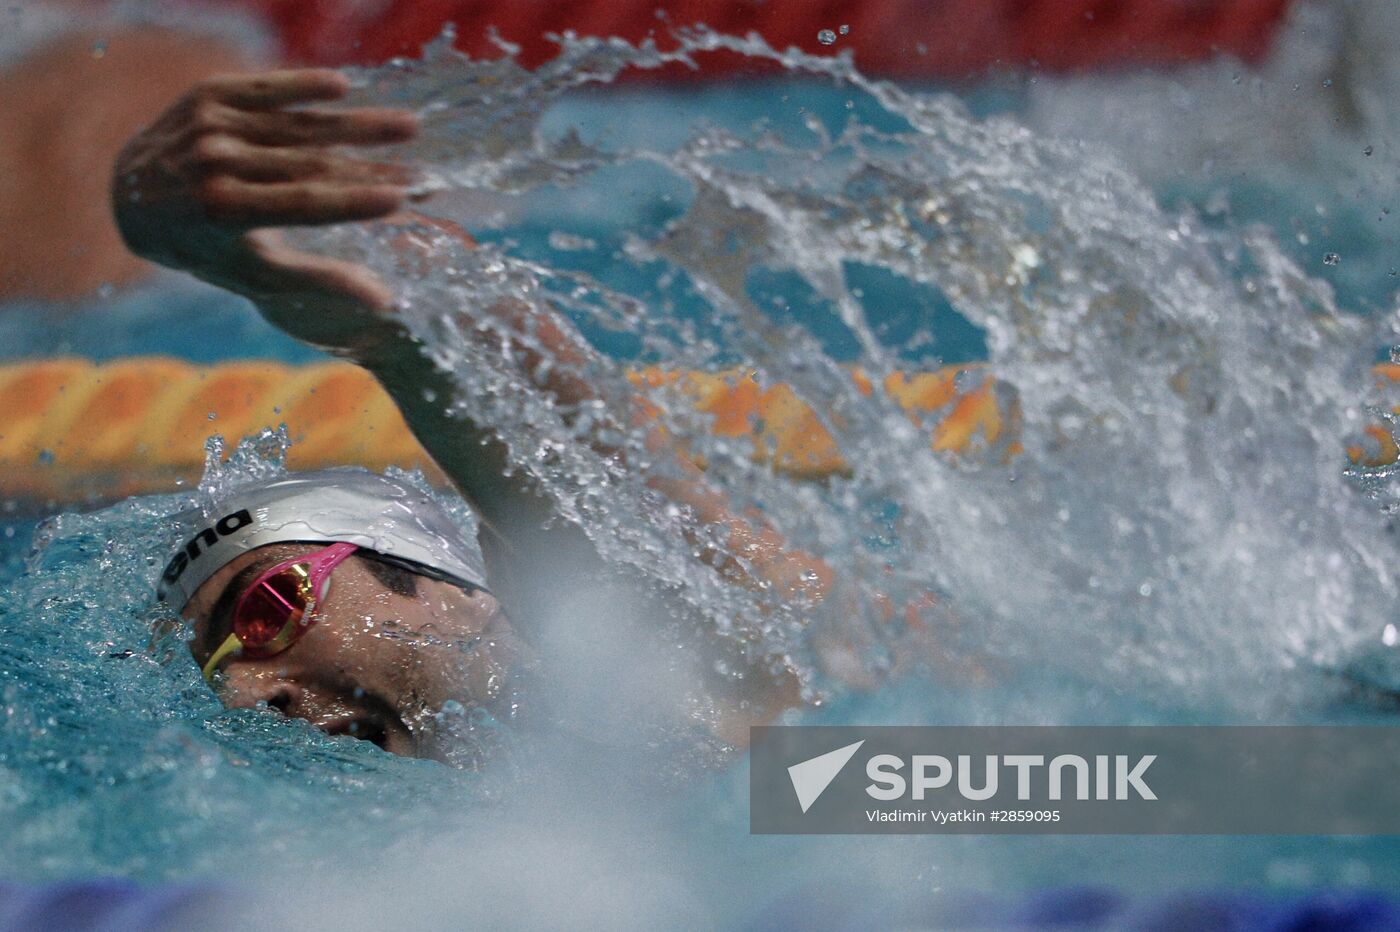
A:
217 665 303 715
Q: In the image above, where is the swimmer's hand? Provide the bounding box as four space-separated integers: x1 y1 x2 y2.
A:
112 69 418 352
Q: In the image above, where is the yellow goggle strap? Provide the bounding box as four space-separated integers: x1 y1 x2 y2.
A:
201 632 244 684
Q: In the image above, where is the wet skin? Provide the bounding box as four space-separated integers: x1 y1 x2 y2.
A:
181 543 523 760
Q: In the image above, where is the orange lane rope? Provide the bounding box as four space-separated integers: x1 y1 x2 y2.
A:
1347 362 1400 469
3 356 1394 503
0 357 1019 501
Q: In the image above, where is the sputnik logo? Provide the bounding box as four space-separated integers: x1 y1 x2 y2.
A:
787 740 865 813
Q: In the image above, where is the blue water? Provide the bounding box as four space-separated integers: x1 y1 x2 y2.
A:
5 34 1400 927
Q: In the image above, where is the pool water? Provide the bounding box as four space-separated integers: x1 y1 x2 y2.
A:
5 6 1400 928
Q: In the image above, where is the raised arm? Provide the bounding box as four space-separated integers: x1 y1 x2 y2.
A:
115 69 833 600
114 70 851 734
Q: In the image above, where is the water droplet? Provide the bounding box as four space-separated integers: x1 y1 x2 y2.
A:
817 29 837 45
1012 243 1041 270
839 24 849 35
206 412 216 421
1323 252 1340 266
1323 78 1333 88
91 39 106 58
1365 146 1374 156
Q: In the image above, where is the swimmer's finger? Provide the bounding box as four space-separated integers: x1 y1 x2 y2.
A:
225 106 418 147
195 136 417 186
202 177 405 227
198 69 349 109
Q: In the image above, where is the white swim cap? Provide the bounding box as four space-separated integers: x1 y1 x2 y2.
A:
158 467 489 610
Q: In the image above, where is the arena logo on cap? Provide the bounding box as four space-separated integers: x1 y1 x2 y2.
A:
161 509 253 588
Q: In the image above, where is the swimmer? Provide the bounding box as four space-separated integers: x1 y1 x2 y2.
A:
159 469 522 761
115 69 911 759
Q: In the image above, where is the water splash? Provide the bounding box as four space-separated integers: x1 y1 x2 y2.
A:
197 425 291 502
286 26 1400 720
1022 0 1400 313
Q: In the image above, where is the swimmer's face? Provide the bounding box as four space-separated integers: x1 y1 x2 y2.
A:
182 543 523 762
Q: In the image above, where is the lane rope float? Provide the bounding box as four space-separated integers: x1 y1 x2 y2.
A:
0 357 1017 501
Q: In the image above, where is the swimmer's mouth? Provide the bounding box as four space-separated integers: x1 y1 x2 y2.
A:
312 680 412 754
319 714 391 750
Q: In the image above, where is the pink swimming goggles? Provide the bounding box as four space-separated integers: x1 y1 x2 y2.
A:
200 542 359 683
